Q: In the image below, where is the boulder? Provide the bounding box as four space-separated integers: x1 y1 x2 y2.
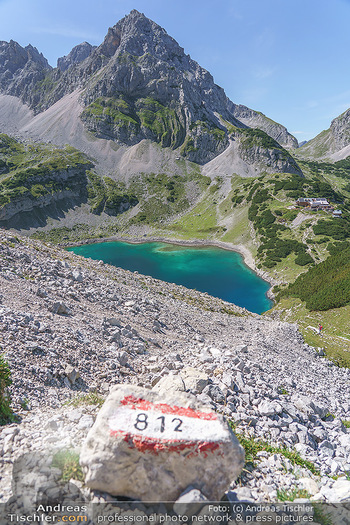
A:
332 478 350 501
80 384 244 501
202 384 225 404
65 365 80 385
116 351 129 367
298 477 319 496
50 302 71 315
173 486 208 516
291 395 329 420
258 400 283 417
72 270 83 282
180 368 209 394
209 347 221 359
106 318 122 327
36 288 48 298
153 374 186 394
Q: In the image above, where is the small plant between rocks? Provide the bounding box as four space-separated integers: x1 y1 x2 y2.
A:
51 449 84 482
276 487 310 502
65 392 105 408
229 422 320 476
0 354 14 425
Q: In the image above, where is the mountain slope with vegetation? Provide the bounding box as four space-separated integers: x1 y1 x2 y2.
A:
270 243 350 368
31 154 350 286
1 133 348 296
0 134 92 225
280 246 350 311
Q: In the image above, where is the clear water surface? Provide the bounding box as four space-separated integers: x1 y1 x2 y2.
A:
67 241 273 314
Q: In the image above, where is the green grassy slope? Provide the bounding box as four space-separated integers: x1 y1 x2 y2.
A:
296 129 335 160
269 245 350 367
270 297 350 368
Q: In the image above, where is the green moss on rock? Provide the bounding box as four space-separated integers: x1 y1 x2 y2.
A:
82 97 139 127
136 97 184 148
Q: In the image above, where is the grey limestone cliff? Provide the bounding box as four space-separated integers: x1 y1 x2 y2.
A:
0 40 51 108
329 108 350 151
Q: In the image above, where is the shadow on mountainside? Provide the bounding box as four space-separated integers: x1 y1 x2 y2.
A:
0 195 88 231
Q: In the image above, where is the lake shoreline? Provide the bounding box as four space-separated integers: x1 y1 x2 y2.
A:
65 235 278 302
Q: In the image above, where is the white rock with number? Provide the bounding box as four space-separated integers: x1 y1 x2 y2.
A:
79 384 244 501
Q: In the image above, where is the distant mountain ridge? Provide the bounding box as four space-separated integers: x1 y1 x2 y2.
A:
230 105 298 149
0 9 300 174
298 108 350 161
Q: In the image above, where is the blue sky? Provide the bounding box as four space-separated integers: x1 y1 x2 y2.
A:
1 0 350 142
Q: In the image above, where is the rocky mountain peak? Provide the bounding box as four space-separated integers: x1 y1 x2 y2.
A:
98 25 122 58
96 9 185 62
75 12 298 169
24 43 49 67
330 108 350 151
230 104 298 149
129 9 144 16
0 39 51 107
57 41 96 71
0 40 50 73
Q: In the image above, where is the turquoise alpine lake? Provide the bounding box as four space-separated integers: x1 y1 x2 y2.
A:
67 241 273 314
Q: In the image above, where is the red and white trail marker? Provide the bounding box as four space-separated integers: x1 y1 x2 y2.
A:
108 394 224 456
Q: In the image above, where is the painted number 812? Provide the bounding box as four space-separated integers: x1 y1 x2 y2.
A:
134 412 183 433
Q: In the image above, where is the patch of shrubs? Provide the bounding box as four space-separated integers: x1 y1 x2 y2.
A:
252 189 269 204
247 181 314 268
166 176 186 202
259 238 312 267
246 183 262 202
294 252 314 266
88 173 138 215
313 218 350 241
327 241 350 255
273 174 304 193
280 247 350 310
272 173 342 203
263 259 277 268
299 157 350 183
231 195 244 205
